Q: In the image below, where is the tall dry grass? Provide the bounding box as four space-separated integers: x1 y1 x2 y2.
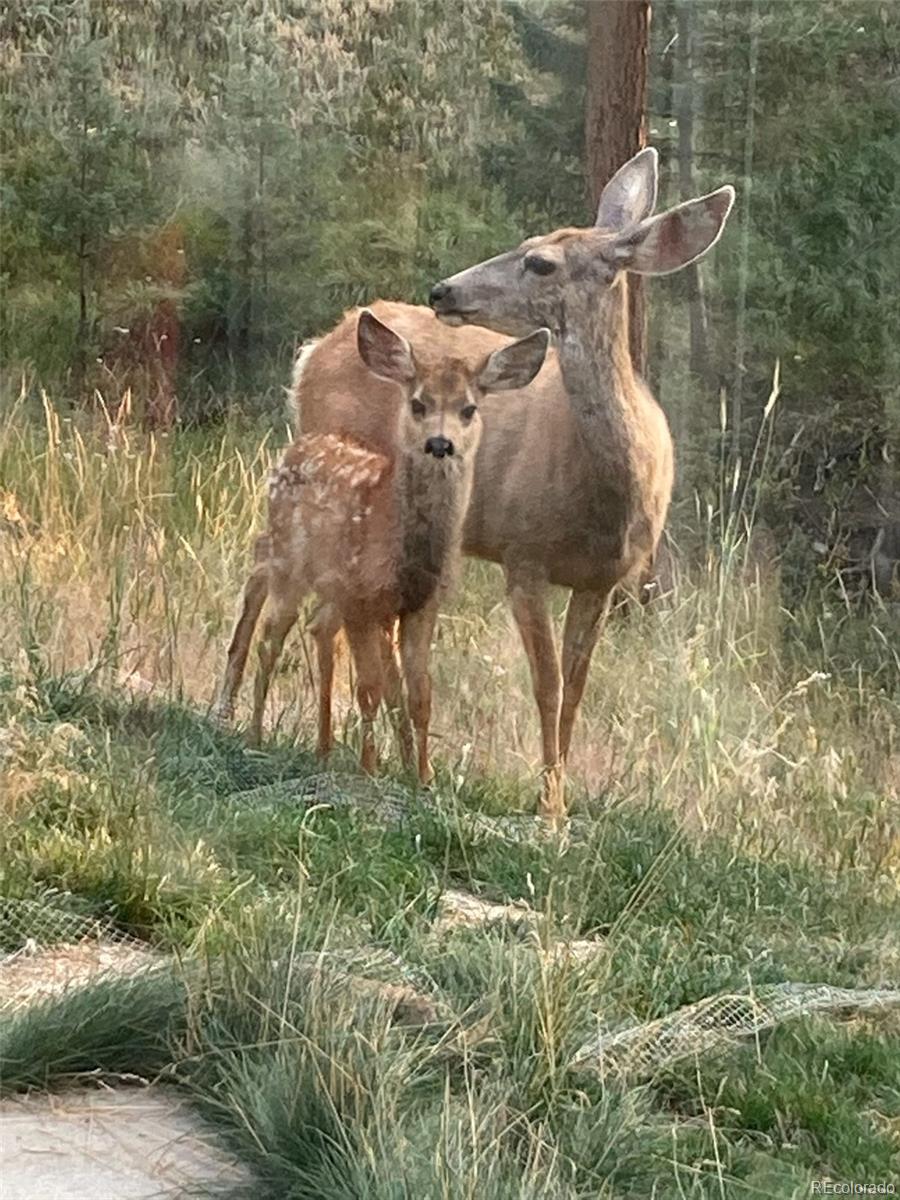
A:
1 381 897 875
3 382 900 1197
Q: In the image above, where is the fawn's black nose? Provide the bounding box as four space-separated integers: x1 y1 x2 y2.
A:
429 282 452 309
425 435 454 458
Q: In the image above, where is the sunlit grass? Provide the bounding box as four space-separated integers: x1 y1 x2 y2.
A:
2 384 899 1194
1 381 898 872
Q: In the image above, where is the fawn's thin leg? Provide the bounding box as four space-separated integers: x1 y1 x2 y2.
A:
344 623 384 775
559 587 613 762
505 567 564 821
310 603 341 759
250 591 301 746
380 622 414 768
213 535 270 723
399 597 439 786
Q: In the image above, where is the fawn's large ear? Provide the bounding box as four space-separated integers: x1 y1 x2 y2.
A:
476 328 550 393
357 309 416 384
610 186 735 276
595 147 658 231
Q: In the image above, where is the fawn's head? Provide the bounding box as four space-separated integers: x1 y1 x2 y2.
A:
430 148 735 338
357 310 549 462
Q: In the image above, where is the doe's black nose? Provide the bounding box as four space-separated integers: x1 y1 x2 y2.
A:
425 435 454 458
429 282 452 308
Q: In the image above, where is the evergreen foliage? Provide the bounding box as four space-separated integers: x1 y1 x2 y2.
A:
1 0 897 584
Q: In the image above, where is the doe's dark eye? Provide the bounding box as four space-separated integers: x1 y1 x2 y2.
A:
410 398 426 417
460 404 477 421
524 253 556 276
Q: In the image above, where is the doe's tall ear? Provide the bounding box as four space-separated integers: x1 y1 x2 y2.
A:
613 186 736 276
476 328 550 393
595 146 659 231
357 309 416 384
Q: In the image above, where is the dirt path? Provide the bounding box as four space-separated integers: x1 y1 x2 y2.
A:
0 1087 253 1198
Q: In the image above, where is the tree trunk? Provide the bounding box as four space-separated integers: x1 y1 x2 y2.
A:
585 0 651 376
675 0 712 389
732 0 760 461
647 1 676 397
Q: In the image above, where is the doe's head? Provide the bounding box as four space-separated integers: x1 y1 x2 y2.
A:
429 147 735 338
356 309 549 462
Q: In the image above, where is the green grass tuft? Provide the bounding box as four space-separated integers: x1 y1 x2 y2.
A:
1 408 898 1194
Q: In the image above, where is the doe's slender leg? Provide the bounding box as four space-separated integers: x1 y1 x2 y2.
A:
558 587 612 762
505 567 564 821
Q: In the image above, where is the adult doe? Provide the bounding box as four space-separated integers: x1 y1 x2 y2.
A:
291 149 734 818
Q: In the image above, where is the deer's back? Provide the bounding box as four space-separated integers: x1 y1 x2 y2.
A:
293 303 672 591
269 434 398 623
293 301 510 454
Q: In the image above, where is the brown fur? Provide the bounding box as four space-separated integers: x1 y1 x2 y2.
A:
291 297 669 594
214 313 548 782
265 431 473 629
288 151 733 818
289 298 666 815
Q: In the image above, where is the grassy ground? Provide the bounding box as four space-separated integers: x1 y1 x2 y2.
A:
1 390 899 1196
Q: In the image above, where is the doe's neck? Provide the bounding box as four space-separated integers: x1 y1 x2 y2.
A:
556 276 643 475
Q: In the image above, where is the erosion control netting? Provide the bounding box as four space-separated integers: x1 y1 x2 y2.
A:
5 893 900 1080
225 769 414 824
0 896 160 1013
0 896 151 957
571 981 900 1080
224 768 569 846
0 894 447 1024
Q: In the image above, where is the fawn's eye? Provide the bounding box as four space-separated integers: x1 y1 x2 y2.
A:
410 398 426 417
524 253 556 276
460 404 477 421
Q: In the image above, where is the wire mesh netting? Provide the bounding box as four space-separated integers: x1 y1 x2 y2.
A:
225 770 414 823
0 896 147 957
0 893 455 1025
223 769 574 846
0 896 160 1013
571 981 900 1080
4 895 900 1079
